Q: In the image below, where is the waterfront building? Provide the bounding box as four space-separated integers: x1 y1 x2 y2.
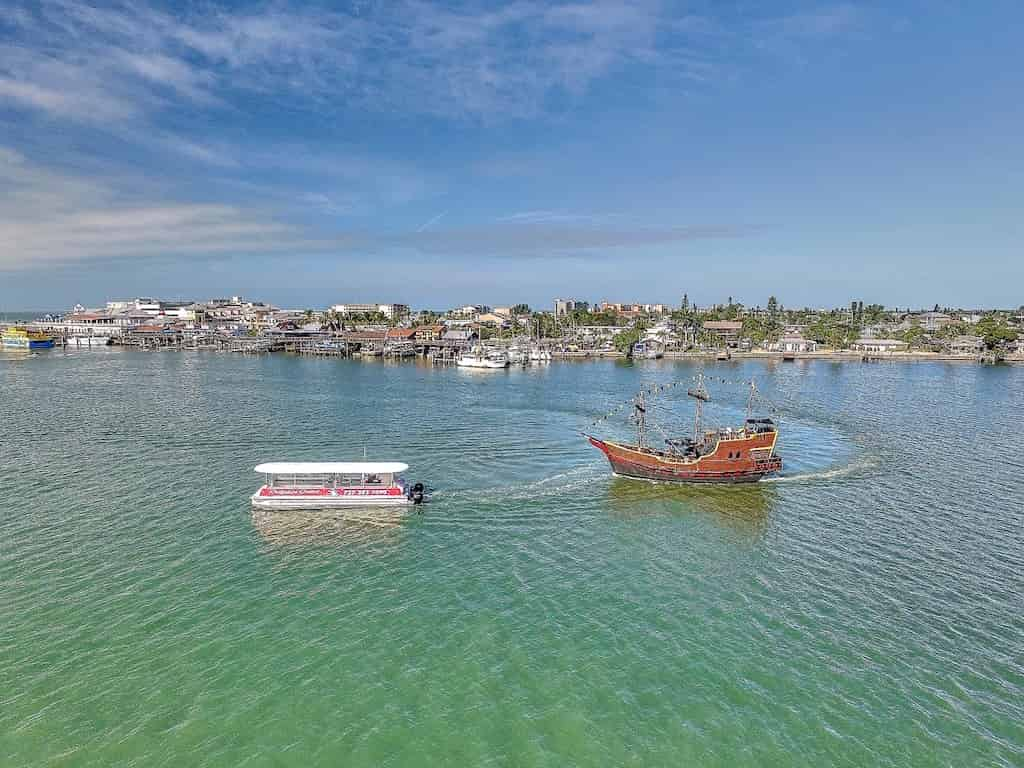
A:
413 324 446 342
852 338 909 353
770 334 818 353
702 320 744 347
443 329 477 344
948 335 985 354
40 309 150 340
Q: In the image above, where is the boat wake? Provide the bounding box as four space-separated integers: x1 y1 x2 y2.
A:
765 457 876 484
425 465 605 522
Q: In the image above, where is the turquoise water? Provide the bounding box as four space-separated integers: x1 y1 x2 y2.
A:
2 350 1023 766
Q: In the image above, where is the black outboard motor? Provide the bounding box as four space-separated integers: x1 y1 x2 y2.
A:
411 482 425 505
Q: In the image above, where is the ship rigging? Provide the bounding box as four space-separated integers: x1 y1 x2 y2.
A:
585 373 783 484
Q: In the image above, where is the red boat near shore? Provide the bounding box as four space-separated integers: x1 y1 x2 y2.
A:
586 374 782 484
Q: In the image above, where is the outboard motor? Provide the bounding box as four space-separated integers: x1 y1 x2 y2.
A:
411 482 425 505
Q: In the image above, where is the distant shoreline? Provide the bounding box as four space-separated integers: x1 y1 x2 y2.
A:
554 350 1024 365
3 342 1021 366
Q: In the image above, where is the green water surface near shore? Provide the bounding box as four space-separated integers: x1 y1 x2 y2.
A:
2 350 1022 766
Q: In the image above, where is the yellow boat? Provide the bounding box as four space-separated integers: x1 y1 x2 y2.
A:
2 327 55 349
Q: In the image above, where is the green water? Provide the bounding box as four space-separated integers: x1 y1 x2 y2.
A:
2 350 1022 766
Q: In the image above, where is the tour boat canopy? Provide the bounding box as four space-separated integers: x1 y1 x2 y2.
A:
254 462 409 475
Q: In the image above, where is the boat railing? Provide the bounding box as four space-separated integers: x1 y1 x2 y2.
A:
268 471 396 488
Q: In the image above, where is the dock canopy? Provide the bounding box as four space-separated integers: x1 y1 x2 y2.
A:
254 462 409 475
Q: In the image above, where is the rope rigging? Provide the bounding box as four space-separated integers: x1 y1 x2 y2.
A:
582 371 782 436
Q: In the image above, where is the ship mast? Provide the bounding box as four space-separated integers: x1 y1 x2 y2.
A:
746 381 756 423
688 371 709 443
634 390 647 449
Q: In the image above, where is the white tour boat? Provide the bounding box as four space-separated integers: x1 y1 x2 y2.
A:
251 462 424 510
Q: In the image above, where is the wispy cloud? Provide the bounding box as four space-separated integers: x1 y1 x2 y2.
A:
0 148 303 270
0 0 724 131
417 210 448 232
497 210 619 224
1 1 870 158
0 145 745 270
387 222 747 257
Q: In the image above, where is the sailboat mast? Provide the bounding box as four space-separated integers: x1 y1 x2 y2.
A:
692 371 704 443
747 381 755 422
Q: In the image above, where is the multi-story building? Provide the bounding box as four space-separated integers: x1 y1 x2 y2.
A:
330 303 409 320
597 301 668 315
449 305 490 319
554 298 588 318
413 324 446 342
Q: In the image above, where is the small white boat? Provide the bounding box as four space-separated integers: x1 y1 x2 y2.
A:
457 345 509 369
528 345 551 362
632 341 663 359
251 462 424 510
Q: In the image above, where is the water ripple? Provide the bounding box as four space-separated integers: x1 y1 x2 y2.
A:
1 353 1022 766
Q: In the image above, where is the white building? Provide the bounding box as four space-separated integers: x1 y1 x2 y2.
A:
330 303 409 320
948 335 985 354
449 304 490 319
770 334 818 353
852 338 908 353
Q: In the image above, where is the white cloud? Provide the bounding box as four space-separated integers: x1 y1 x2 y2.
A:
0 0 713 127
1 1 870 157
0 148 304 269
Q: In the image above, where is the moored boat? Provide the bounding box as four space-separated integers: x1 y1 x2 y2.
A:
457 345 510 369
251 462 425 510
586 373 782 484
2 327 55 349
528 345 552 363
631 340 663 359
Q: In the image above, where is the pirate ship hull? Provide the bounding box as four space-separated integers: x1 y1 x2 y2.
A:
588 429 782 484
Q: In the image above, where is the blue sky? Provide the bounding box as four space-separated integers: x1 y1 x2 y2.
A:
1 0 1021 311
